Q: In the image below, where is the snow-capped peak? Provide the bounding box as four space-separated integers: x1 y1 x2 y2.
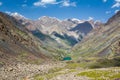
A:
38 16 61 22
71 18 85 23
64 18 85 23
87 17 94 21
5 11 27 19
11 12 26 18
71 18 80 21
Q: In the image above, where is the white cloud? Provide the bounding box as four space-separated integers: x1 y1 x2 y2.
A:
115 9 119 13
62 0 76 7
112 2 120 8
105 11 111 14
103 0 107 3
0 2 2 6
34 0 58 7
41 0 56 3
33 0 76 7
112 0 120 8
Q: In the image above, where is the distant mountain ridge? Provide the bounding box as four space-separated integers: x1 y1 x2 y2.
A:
9 13 101 48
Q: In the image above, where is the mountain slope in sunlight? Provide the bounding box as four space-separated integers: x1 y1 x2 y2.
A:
72 11 120 60
0 12 49 65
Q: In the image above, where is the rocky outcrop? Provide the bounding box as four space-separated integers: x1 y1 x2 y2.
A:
0 62 65 80
0 12 49 65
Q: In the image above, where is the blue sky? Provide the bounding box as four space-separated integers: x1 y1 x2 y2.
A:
0 0 120 22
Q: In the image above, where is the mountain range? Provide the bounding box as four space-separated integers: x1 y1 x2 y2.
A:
11 13 102 48
0 11 120 66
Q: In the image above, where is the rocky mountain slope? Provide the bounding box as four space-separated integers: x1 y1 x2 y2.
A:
0 12 49 65
72 11 120 60
11 14 97 48
0 11 120 80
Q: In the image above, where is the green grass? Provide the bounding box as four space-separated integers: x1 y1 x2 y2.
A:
68 57 120 69
34 67 63 80
34 60 120 80
34 65 77 80
77 68 120 80
45 72 62 79
0 61 4 67
64 62 84 69
48 67 63 73
64 59 96 69
86 57 120 68
34 71 63 80
34 75 44 80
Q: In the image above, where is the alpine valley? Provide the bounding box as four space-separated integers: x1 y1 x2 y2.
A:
0 11 120 80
